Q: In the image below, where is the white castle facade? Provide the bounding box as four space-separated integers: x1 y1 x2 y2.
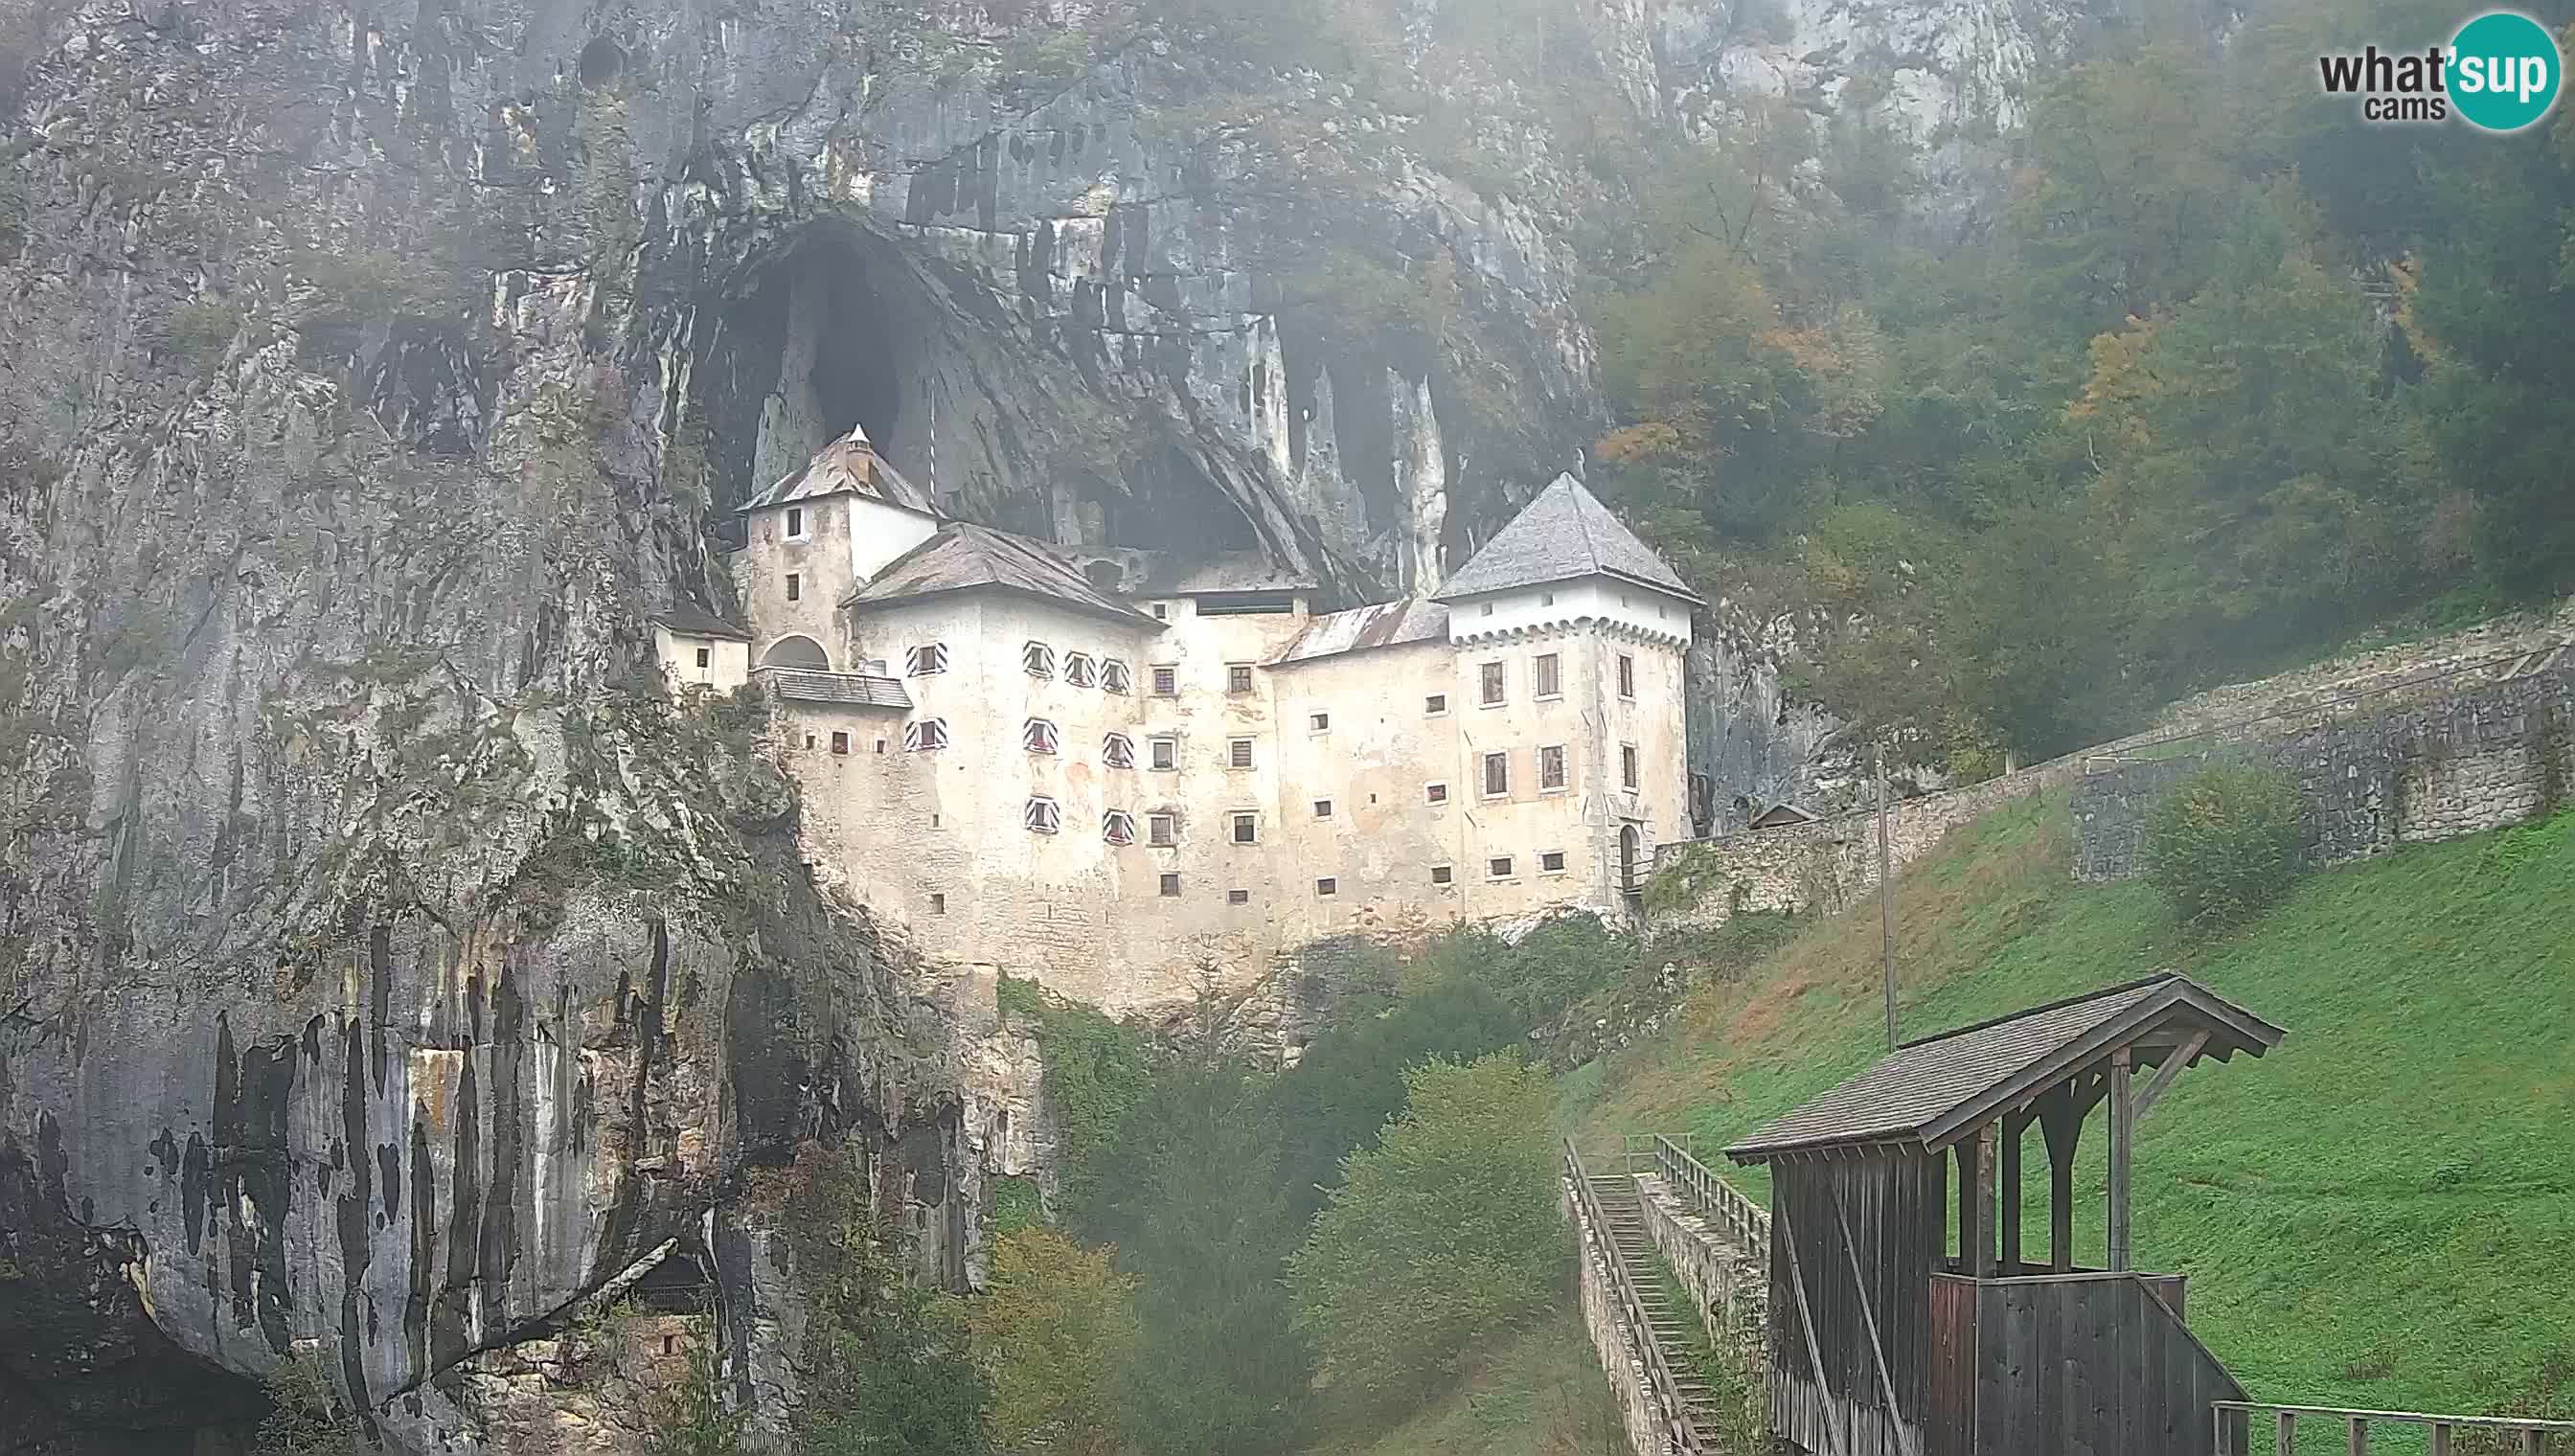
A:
657 428 1699 1015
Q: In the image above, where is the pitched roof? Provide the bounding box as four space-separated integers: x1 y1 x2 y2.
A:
841 523 1161 628
1433 474 1701 605
1269 599 1450 667
737 425 938 517
653 607 752 641
753 667 914 710
1748 803 1820 829
1724 974 2286 1164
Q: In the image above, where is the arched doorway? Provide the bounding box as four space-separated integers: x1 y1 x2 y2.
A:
1619 824 1642 896
760 634 831 670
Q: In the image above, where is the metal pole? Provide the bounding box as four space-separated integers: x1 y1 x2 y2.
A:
1877 741 1897 1050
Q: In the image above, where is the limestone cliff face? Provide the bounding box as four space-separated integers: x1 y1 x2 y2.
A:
0 0 2094 1447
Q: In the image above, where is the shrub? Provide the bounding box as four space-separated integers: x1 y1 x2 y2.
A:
967 1227 1138 1456
2143 762 2306 927
257 1355 368 1456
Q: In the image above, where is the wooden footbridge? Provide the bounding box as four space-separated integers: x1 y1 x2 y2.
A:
1577 973 2575 1456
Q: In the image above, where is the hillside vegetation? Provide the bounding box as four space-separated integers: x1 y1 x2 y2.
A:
1562 794 2575 1434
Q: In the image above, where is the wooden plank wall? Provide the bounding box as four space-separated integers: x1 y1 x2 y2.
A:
1768 1153 1944 1456
1970 1275 2246 1456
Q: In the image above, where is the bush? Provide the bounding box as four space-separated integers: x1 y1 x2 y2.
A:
2143 762 2306 927
967 1228 1138 1456
257 1356 368 1456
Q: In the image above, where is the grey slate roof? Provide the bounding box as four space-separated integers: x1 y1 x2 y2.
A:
841 523 1161 628
653 607 752 641
1433 473 1701 605
737 426 938 517
1270 599 1449 667
753 667 913 710
1724 973 2285 1164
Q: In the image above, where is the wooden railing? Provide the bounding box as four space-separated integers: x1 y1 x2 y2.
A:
1625 1133 1770 1263
2214 1402 2575 1454
1564 1140 1705 1456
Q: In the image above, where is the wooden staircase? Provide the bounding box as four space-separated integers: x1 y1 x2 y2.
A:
1586 1172 1729 1438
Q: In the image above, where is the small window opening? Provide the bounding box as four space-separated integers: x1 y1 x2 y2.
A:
1159 873 1181 898
830 732 850 755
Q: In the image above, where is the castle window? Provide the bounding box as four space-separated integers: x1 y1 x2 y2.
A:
1152 603 1169 620
695 648 710 669
1151 664 1178 696
664 1333 678 1355
1023 718 1060 755
1103 810 1136 846
1479 661 1505 705
1104 733 1136 768
1622 743 1639 790
1539 744 1567 792
786 573 802 602
786 506 806 538
877 739 886 754
1536 652 1561 699
1430 865 1453 885
1483 752 1510 798
1149 812 1177 847
1101 659 1131 694
1149 736 1178 770
1488 855 1514 879
1231 812 1258 845
1024 642 1055 678
1310 712 1330 732
1227 738 1253 770
930 893 946 915
1425 782 1448 805
1315 877 1337 897
1313 799 1333 819
1159 873 1181 897
1024 797 1060 833
904 718 949 752
1617 653 1635 699
1424 694 1447 717
1065 652 1096 688
1227 663 1254 695
1540 850 1567 874
1227 888 1250 904
831 732 850 755
905 643 948 675
1480 603 1493 617
1541 591 1555 606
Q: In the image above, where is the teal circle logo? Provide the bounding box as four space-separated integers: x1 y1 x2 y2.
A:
2450 11 2562 131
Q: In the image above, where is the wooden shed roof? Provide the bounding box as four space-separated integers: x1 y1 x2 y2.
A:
1725 973 2284 1165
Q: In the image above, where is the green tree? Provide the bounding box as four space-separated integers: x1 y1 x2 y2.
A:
966 1228 1139 1456
642 1340 748 1456
1287 1055 1564 1410
795 1170 992 1456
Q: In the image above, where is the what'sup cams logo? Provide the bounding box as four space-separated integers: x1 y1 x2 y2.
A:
2318 11 2563 129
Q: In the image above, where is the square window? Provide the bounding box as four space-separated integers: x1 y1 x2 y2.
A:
1430 865 1453 885
1149 812 1177 847
1617 653 1635 699
830 732 850 755
1622 743 1640 790
1227 739 1253 769
1479 661 1505 705
804 734 816 748
785 573 801 602
1480 602 1493 617
1425 694 1447 717
1232 812 1257 845
1227 888 1250 905
1103 810 1136 846
786 506 805 537
1160 873 1182 897
1024 797 1060 833
1483 751 1510 797
1313 799 1333 819
1315 877 1337 897
930 893 946 915
1540 744 1567 791
1151 603 1168 620
1150 737 1178 770
1151 665 1178 696
1310 712 1330 732
1227 663 1254 695
905 643 948 675
694 647 710 669
1023 641 1055 678
1425 782 1448 805
1488 855 1514 879
875 739 886 754
1101 659 1131 694
904 718 948 751
1541 851 1567 874
1536 652 1561 699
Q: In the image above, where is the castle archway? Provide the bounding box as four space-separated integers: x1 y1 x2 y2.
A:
760 635 830 670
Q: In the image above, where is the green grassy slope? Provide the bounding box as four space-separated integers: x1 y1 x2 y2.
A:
1561 796 2575 1432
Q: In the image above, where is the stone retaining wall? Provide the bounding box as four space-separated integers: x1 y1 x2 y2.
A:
1564 1177 1677 1456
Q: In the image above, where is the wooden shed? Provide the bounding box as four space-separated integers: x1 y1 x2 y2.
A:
1724 973 2287 1456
